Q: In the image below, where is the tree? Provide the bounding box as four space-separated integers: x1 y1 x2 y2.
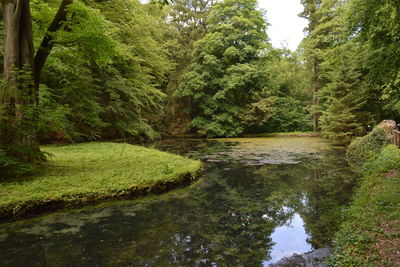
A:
0 0 73 162
347 0 400 118
257 48 312 133
161 0 215 134
179 0 273 137
68 0 171 141
300 0 323 132
318 39 370 145
311 0 372 145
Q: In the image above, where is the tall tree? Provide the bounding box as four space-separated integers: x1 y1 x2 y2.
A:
0 0 73 161
259 48 312 133
179 0 273 137
89 0 172 140
300 0 322 132
347 0 400 118
316 1 370 145
162 0 215 134
30 0 170 142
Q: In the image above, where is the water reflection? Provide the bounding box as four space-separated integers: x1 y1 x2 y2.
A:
0 138 357 266
266 213 312 265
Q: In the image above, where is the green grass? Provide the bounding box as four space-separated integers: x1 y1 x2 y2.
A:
0 142 202 220
329 145 400 266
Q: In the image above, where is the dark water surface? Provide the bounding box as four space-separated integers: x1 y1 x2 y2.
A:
0 138 357 266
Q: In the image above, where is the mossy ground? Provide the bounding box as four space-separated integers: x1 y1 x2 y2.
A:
329 145 400 266
0 142 202 220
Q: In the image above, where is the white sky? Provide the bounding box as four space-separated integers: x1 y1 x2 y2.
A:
259 0 308 51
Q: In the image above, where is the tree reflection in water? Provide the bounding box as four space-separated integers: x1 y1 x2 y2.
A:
0 138 357 266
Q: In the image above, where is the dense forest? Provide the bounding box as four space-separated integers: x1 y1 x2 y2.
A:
0 0 399 165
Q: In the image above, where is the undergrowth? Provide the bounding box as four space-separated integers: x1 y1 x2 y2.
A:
346 128 391 171
329 145 400 266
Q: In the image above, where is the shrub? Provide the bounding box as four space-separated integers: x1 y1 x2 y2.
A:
346 127 391 171
0 150 38 179
363 144 400 175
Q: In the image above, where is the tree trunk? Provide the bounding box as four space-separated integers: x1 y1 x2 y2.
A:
1 0 43 162
312 57 319 132
1 0 73 162
34 0 73 90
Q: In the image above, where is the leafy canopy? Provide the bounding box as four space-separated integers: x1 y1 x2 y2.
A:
179 0 273 137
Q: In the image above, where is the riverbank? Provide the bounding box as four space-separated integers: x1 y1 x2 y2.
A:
243 132 320 138
160 132 320 140
329 144 400 266
0 142 202 221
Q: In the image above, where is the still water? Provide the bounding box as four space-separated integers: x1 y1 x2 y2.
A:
0 138 357 266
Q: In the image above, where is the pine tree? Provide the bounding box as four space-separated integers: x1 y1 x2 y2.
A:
317 1 371 145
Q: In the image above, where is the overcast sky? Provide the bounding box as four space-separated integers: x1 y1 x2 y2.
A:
259 0 308 51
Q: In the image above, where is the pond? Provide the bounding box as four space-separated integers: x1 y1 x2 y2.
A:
0 138 357 266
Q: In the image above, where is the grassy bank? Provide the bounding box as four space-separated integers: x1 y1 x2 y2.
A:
243 132 320 138
0 142 202 221
329 145 400 266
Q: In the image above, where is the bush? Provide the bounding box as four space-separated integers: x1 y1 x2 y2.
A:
363 144 400 174
0 150 38 179
346 127 391 171
247 97 312 133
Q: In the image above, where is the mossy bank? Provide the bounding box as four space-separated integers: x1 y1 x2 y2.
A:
0 142 202 221
330 141 400 265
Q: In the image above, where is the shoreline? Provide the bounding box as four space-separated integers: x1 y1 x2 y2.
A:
329 145 400 266
0 142 202 222
0 169 202 222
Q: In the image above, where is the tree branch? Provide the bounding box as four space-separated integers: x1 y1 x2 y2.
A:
34 0 73 88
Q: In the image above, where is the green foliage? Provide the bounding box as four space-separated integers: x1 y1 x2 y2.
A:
329 145 400 266
252 49 312 133
318 40 370 146
300 0 377 143
0 69 46 163
346 127 391 171
179 0 273 137
347 0 400 115
364 144 400 175
0 150 38 179
159 0 214 134
29 0 173 142
255 97 312 133
88 0 172 140
319 95 365 146
61 1 116 64
36 84 73 142
4 0 399 162
300 0 337 131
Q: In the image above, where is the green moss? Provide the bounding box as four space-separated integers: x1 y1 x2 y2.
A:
346 128 391 171
0 142 202 220
329 145 400 266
